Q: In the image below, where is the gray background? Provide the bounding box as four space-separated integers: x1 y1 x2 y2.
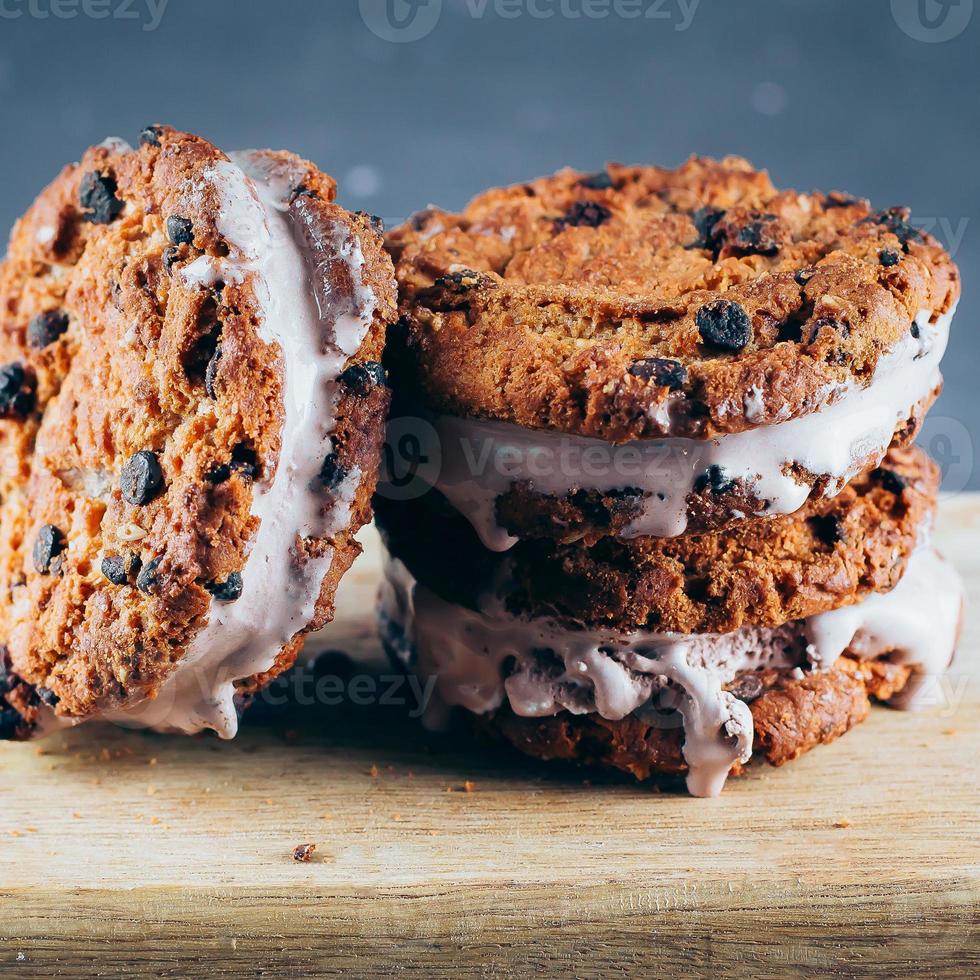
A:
1 0 976 485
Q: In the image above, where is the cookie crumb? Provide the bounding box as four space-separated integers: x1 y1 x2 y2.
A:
833 819 851 829
292 843 317 862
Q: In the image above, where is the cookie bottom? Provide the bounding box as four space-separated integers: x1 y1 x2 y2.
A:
380 544 963 796
478 655 912 783
0 633 308 742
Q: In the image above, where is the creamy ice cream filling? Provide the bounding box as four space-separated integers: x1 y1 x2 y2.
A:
403 306 953 551
96 149 377 737
380 544 963 797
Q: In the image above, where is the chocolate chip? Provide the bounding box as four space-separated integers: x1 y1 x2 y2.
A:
27 310 70 349
801 317 850 346
794 267 817 287
205 464 232 485
728 673 765 703
231 445 259 478
206 572 243 603
579 170 614 190
208 446 259 485
101 555 129 586
862 207 922 246
128 555 143 577
356 211 385 234
724 212 781 256
0 362 36 419
824 192 862 209
139 125 162 147
434 269 485 292
628 358 688 390
694 464 735 495
166 216 194 246
319 453 346 490
409 208 438 232
696 300 752 352
33 525 65 575
879 249 901 268
339 361 386 395
811 514 844 547
911 322 921 339
205 344 222 399
560 201 611 228
872 467 906 495
36 687 59 707
687 206 725 251
79 171 124 225
136 557 163 594
121 451 164 506
163 247 181 276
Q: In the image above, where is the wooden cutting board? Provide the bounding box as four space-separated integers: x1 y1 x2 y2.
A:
1 498 977 977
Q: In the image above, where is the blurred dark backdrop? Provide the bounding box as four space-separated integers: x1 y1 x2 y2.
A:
1 0 975 486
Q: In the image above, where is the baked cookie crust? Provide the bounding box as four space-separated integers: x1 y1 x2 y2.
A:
376 446 938 635
387 157 959 442
0 127 396 731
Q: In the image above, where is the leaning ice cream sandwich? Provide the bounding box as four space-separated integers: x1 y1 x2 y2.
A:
379 157 962 796
0 127 395 739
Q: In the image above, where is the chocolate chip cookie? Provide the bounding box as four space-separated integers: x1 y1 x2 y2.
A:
0 127 396 738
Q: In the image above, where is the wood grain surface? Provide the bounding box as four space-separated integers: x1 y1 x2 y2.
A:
1 498 977 977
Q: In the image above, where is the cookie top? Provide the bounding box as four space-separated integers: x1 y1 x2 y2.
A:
0 127 396 736
387 157 959 441
377 446 939 635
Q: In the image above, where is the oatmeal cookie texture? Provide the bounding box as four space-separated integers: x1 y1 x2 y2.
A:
378 158 963 796
0 127 396 738
387 157 959 441
376 447 938 635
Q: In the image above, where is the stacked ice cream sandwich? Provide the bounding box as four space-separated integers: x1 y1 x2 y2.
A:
378 157 964 796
